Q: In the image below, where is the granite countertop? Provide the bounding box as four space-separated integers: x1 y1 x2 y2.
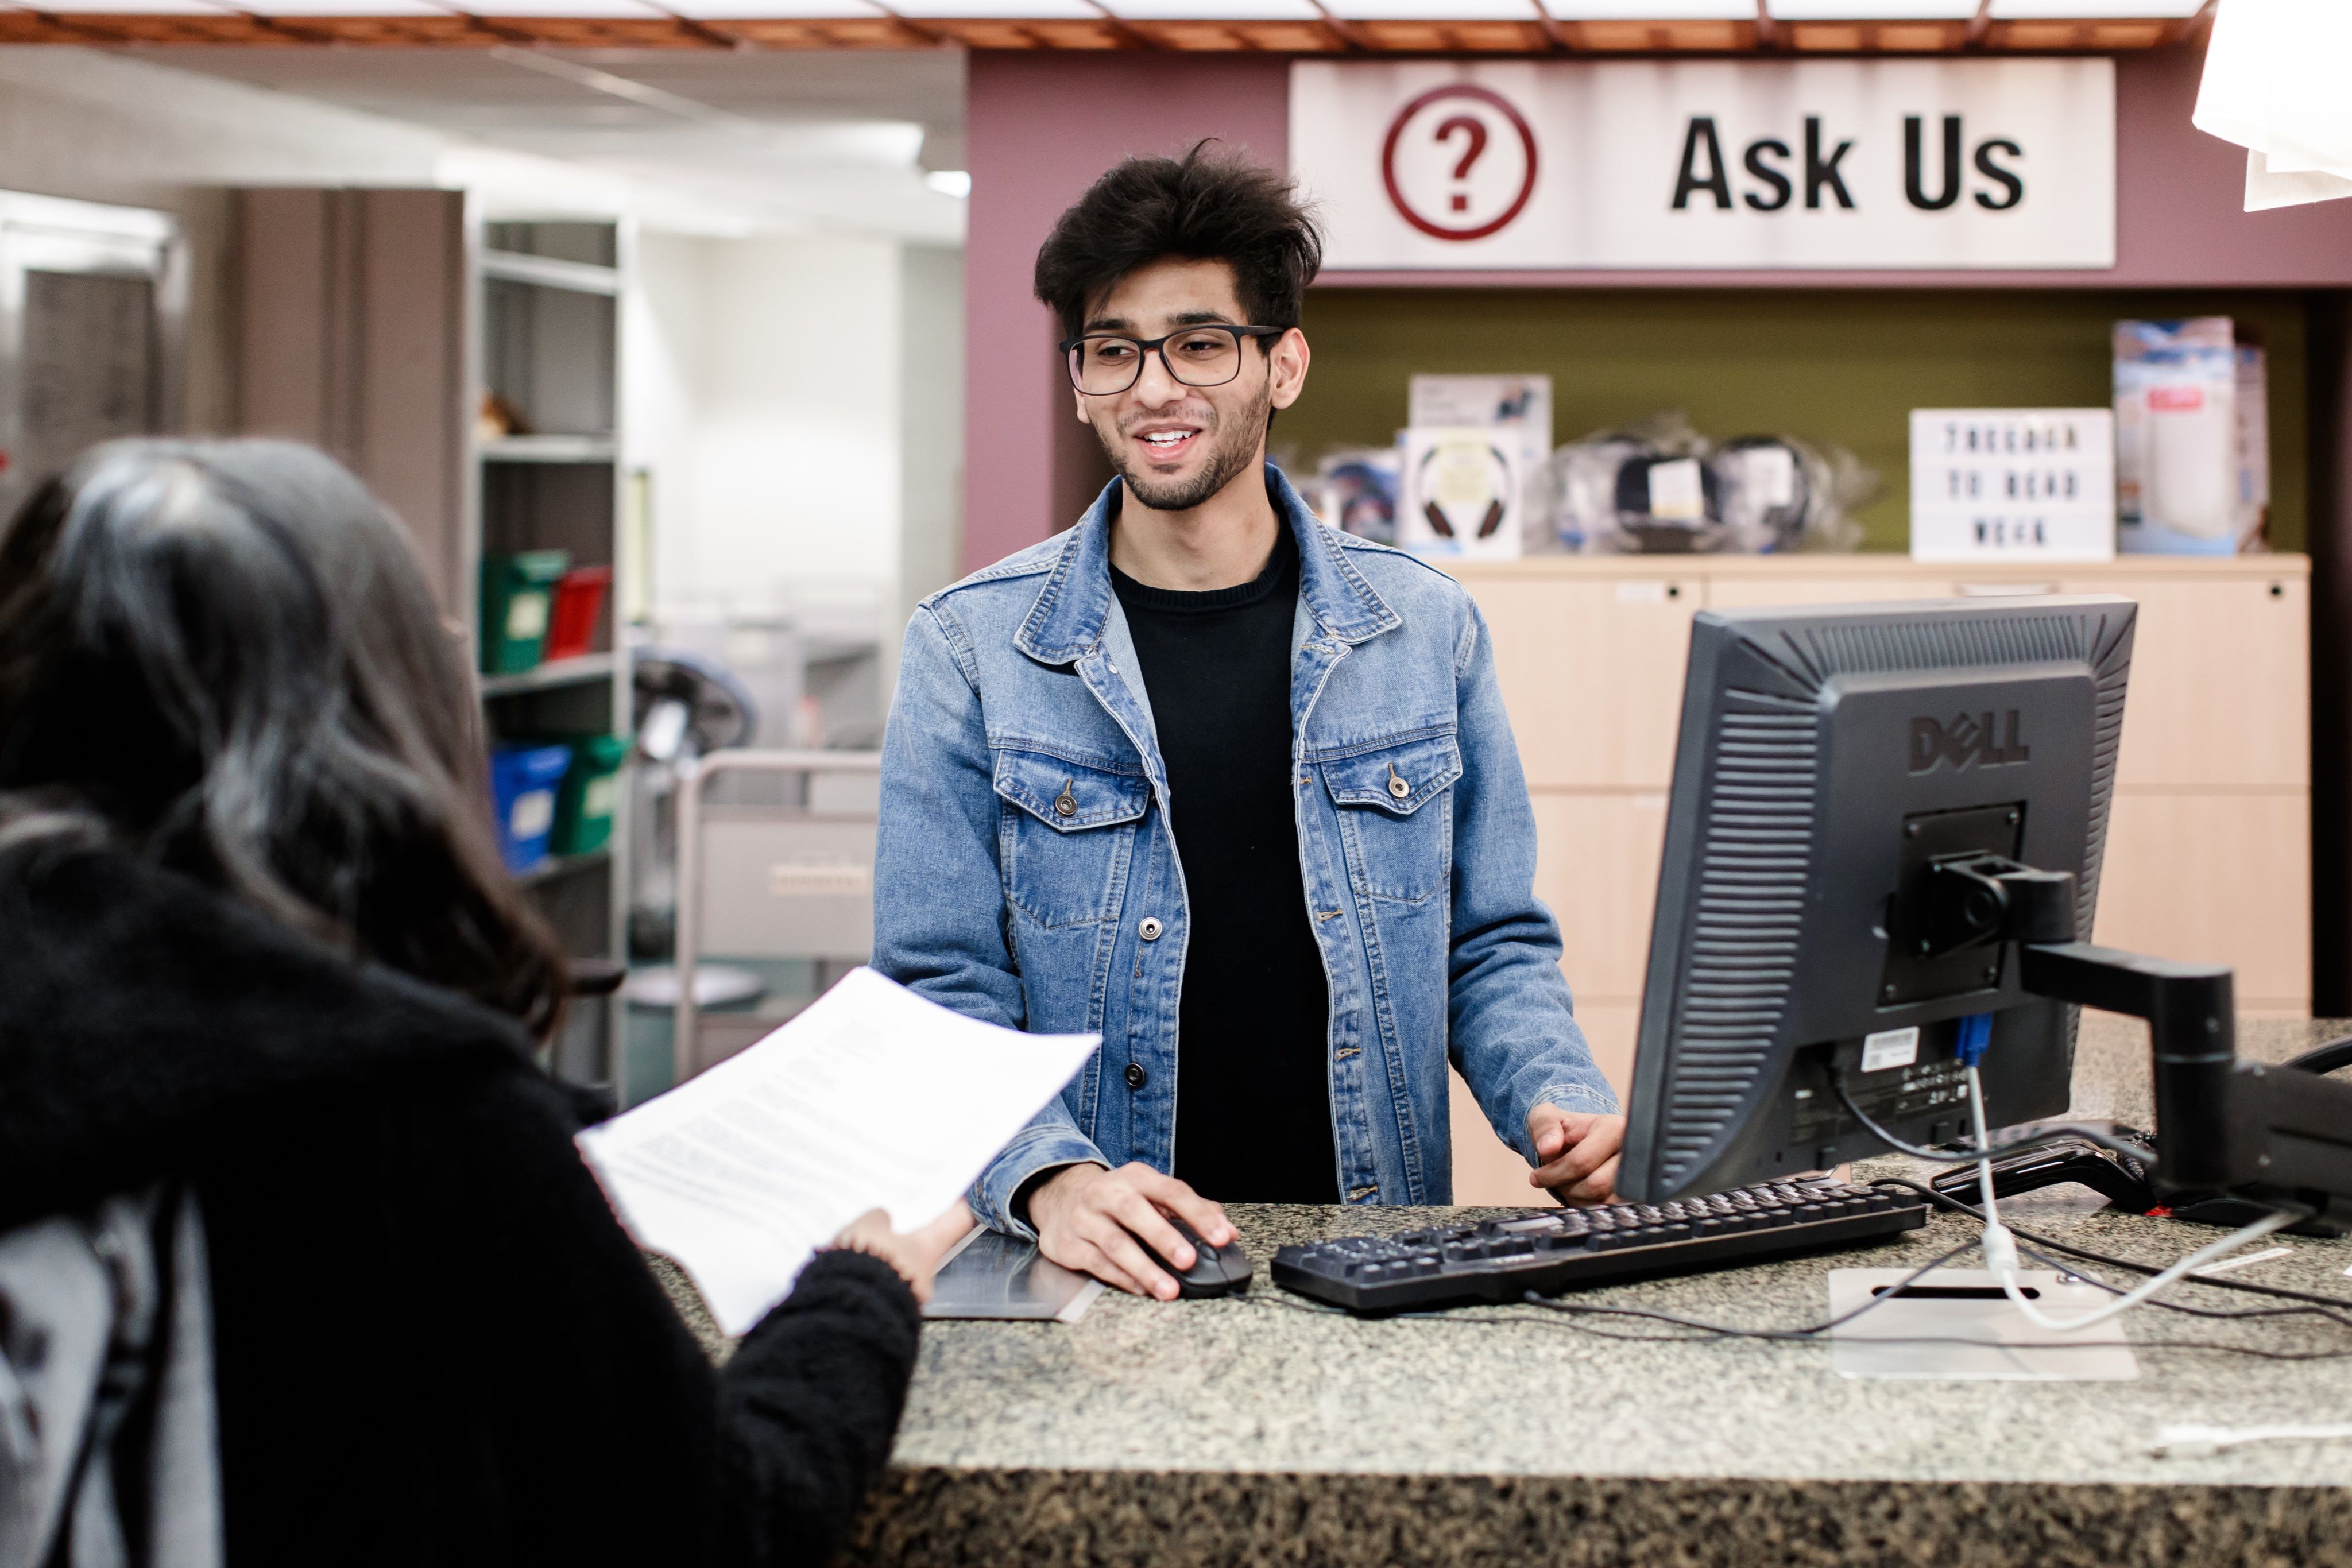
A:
660 1017 2352 1565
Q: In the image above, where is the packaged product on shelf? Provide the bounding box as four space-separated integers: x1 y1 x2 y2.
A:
2237 342 2272 545
2114 318 2259 554
1398 427 1524 562
1552 412 1720 553
1555 412 1871 555
1715 435 1871 553
1312 446 1401 543
1409 374 1554 551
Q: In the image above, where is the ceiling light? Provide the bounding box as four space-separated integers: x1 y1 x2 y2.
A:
1768 0 1978 17
1544 0 1756 18
926 170 972 198
1097 0 1321 17
1988 0 2204 14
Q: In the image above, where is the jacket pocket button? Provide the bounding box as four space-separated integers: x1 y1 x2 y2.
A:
1387 764 1411 800
1138 916 1164 941
1054 779 1077 818
1124 1062 1148 1090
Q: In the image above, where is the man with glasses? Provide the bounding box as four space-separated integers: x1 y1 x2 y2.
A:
874 146 1622 1300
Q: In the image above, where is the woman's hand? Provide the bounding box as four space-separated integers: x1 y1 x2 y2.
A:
829 1201 975 1304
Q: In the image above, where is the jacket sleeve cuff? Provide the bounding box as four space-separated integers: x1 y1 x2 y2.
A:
971 1124 1110 1241
1521 1077 1623 1160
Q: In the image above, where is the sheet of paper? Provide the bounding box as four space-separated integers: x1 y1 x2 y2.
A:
577 967 1097 1335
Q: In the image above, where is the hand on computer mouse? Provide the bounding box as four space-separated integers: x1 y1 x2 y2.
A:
1026 1160 1233 1301
1529 1106 1625 1206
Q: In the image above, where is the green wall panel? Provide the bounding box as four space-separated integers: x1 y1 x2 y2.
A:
1278 289 2309 554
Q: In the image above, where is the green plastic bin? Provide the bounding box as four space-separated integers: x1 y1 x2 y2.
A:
552 732 630 856
480 550 571 675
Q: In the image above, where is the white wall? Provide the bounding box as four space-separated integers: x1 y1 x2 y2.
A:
0 48 450 435
898 242 966 632
626 231 964 642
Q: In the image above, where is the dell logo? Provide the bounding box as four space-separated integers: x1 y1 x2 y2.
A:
1909 711 2030 773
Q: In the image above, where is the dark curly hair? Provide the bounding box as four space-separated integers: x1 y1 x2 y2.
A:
1034 141 1323 344
0 438 571 1040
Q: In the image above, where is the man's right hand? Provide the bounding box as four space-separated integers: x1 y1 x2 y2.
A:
1026 1161 1233 1300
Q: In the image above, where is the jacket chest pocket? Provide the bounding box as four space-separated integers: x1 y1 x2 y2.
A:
994 747 1152 928
1317 731 1463 904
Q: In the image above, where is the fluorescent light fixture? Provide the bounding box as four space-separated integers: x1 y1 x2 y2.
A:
1768 0 1976 16
666 0 887 14
1544 0 1754 18
926 170 972 198
1988 0 2204 14
1098 0 1320 17
887 0 1103 14
1327 0 1539 16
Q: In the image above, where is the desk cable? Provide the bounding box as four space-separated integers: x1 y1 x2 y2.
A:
1870 1175 2352 1319
1954 1064 2303 1334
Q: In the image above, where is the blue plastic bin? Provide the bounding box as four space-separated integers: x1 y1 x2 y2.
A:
489 742 574 874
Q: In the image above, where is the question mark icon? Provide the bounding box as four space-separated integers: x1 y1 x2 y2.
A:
1434 114 1488 214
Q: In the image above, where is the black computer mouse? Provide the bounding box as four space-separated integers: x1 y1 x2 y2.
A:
1141 1214 1252 1299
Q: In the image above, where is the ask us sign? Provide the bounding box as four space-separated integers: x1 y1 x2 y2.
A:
1291 59 2115 271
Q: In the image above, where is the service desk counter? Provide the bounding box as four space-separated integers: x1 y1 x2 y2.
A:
663 1017 2352 1567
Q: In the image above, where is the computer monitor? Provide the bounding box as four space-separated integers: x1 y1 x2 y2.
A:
1615 595 2136 1205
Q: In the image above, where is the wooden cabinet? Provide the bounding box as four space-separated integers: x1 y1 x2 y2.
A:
1471 569 1700 789
1446 554 2312 1205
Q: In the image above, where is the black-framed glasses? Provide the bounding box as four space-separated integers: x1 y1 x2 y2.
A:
1061 324 1284 396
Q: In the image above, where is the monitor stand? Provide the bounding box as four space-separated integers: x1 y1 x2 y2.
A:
1902 853 2352 1226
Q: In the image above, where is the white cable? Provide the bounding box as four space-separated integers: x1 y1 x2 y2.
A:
1966 1066 2299 1334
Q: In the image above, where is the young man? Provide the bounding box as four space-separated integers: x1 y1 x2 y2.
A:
874 146 1623 1300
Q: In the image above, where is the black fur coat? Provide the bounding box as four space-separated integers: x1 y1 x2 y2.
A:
0 839 919 1567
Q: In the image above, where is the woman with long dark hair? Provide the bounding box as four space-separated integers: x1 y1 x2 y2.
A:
0 440 962 1566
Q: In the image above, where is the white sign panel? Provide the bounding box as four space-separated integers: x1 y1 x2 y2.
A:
1291 59 2114 271
1909 409 2116 564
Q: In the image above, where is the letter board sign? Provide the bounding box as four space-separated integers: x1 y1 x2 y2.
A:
1908 408 2117 564
1291 59 2114 271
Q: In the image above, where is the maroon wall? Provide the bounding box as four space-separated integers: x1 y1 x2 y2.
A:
963 45 2352 572
963 52 1286 572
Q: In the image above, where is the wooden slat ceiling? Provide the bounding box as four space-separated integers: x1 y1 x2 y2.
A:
0 3 2211 52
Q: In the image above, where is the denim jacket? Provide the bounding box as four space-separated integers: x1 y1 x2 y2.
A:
873 467 1617 1236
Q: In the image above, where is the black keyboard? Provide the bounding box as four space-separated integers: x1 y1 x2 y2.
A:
1272 1180 1929 1314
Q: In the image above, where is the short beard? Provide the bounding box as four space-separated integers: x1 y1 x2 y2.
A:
1111 378 1272 513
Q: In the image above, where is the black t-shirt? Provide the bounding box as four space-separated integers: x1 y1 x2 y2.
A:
1110 518 1339 1204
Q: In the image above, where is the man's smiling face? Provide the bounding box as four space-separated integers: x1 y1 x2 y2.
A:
1073 257 1301 514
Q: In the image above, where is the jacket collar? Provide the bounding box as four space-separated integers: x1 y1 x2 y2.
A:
1013 463 1402 666
0 837 533 1228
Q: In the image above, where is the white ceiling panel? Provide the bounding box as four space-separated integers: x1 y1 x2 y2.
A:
235 1 455 14
1096 0 1322 18
665 0 889 15
1989 0 2204 14
1768 0 1979 17
443 0 674 16
1543 0 1756 17
885 0 1103 15
1328 0 1541 17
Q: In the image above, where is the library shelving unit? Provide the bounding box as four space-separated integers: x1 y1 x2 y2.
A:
231 192 634 1087
472 218 634 1084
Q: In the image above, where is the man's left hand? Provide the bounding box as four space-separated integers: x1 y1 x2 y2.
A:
1526 1105 1626 1205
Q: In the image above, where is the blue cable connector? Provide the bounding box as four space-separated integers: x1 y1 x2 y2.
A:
1954 1012 1995 1068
